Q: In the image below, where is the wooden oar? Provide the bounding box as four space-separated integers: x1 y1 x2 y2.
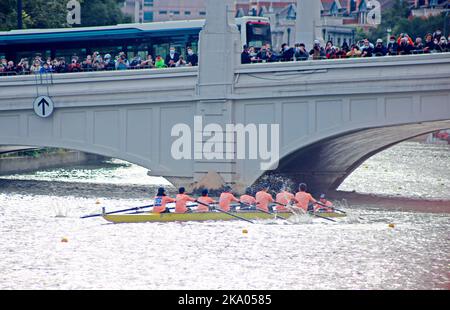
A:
81 204 154 219
307 211 336 222
240 201 289 221
196 200 254 224
274 201 337 222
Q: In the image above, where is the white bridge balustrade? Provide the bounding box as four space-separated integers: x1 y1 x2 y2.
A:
0 0 449 193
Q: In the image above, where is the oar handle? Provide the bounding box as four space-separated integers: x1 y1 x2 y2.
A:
273 201 286 207
196 200 254 224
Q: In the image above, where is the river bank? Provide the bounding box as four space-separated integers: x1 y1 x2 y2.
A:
0 151 107 175
329 190 450 214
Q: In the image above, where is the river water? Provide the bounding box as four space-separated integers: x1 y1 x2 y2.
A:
0 141 449 290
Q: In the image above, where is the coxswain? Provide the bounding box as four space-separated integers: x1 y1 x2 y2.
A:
314 194 334 212
175 187 196 213
152 187 176 213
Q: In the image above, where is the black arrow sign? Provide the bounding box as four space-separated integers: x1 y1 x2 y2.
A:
37 98 50 116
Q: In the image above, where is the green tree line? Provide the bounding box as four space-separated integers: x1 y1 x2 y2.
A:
0 0 131 31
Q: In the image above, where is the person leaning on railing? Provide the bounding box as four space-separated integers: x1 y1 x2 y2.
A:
294 43 309 61
92 54 105 71
139 54 155 69
155 55 167 68
387 35 398 55
346 45 362 58
186 47 198 66
68 56 81 72
436 37 448 53
397 37 414 55
373 39 387 56
0 58 7 72
280 43 295 62
103 54 115 71
115 52 130 70
241 45 252 64
309 40 326 60
16 58 29 74
30 59 42 73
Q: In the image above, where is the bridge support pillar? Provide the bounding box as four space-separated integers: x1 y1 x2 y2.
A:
295 0 323 49
192 0 242 191
197 0 241 99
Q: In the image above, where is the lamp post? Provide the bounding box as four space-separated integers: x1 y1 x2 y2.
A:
17 0 23 29
386 27 392 44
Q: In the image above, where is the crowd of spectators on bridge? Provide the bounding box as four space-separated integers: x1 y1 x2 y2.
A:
0 46 199 76
242 30 450 64
1 30 450 76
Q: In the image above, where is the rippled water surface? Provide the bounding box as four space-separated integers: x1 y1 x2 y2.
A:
0 142 449 289
340 142 450 200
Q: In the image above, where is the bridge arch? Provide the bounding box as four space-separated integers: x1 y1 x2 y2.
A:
255 120 450 194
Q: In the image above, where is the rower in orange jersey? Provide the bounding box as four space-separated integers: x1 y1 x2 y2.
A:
293 183 317 212
240 187 256 210
175 187 196 213
152 187 176 213
219 186 239 212
275 186 295 212
196 189 216 213
255 184 274 212
314 194 334 212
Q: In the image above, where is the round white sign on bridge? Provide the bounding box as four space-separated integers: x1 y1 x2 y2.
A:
33 96 54 118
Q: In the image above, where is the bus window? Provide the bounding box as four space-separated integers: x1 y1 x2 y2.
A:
127 46 135 59
153 36 185 59
153 43 170 59
126 42 151 60
186 35 199 54
246 22 271 49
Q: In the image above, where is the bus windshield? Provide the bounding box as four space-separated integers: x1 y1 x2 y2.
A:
246 22 271 48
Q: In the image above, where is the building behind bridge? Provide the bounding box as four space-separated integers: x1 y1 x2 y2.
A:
121 0 449 50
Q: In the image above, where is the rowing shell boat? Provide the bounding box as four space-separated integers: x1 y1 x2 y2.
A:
103 211 346 223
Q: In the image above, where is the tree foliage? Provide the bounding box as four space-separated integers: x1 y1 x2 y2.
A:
0 0 130 31
363 0 446 42
75 0 131 27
